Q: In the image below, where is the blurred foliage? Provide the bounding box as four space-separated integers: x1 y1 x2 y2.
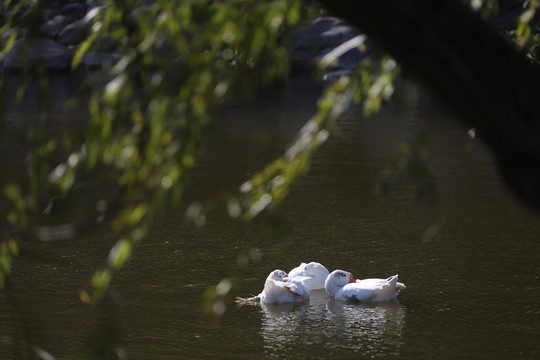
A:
221 55 400 224
469 0 500 18
0 0 400 304
0 0 536 306
517 0 540 55
1 0 308 301
469 0 539 59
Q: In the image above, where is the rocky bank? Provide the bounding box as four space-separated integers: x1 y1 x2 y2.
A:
0 1 367 76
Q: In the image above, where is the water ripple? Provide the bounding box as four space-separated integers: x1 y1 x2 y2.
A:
259 290 405 358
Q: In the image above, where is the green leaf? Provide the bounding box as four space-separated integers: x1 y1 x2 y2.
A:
108 239 131 269
115 204 149 230
91 269 111 289
72 31 98 70
4 184 21 201
0 29 17 56
249 27 266 59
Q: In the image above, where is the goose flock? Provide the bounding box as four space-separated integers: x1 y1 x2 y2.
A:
237 262 406 305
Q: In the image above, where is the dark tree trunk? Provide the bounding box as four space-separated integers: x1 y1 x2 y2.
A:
318 0 540 212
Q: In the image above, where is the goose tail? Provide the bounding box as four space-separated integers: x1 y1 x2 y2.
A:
387 274 406 294
370 275 403 301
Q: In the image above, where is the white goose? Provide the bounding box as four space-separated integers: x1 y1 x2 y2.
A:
288 262 330 290
325 269 405 302
237 270 309 305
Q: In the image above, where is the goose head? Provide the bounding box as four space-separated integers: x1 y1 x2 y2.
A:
325 269 356 296
304 262 329 277
266 269 288 282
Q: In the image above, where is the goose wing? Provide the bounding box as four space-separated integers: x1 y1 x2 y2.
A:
284 281 309 298
342 276 397 302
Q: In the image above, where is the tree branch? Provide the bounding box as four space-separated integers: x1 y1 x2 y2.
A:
318 0 540 211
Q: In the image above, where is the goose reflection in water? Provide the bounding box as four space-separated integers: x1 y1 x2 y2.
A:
259 290 405 357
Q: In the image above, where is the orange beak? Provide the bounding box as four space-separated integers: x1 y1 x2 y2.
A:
349 274 355 283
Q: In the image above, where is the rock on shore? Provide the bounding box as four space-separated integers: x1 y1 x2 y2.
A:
0 0 366 76
0 0 107 73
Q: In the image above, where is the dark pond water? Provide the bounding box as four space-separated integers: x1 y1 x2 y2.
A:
1 76 539 359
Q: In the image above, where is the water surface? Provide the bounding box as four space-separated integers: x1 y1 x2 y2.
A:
1 77 539 359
